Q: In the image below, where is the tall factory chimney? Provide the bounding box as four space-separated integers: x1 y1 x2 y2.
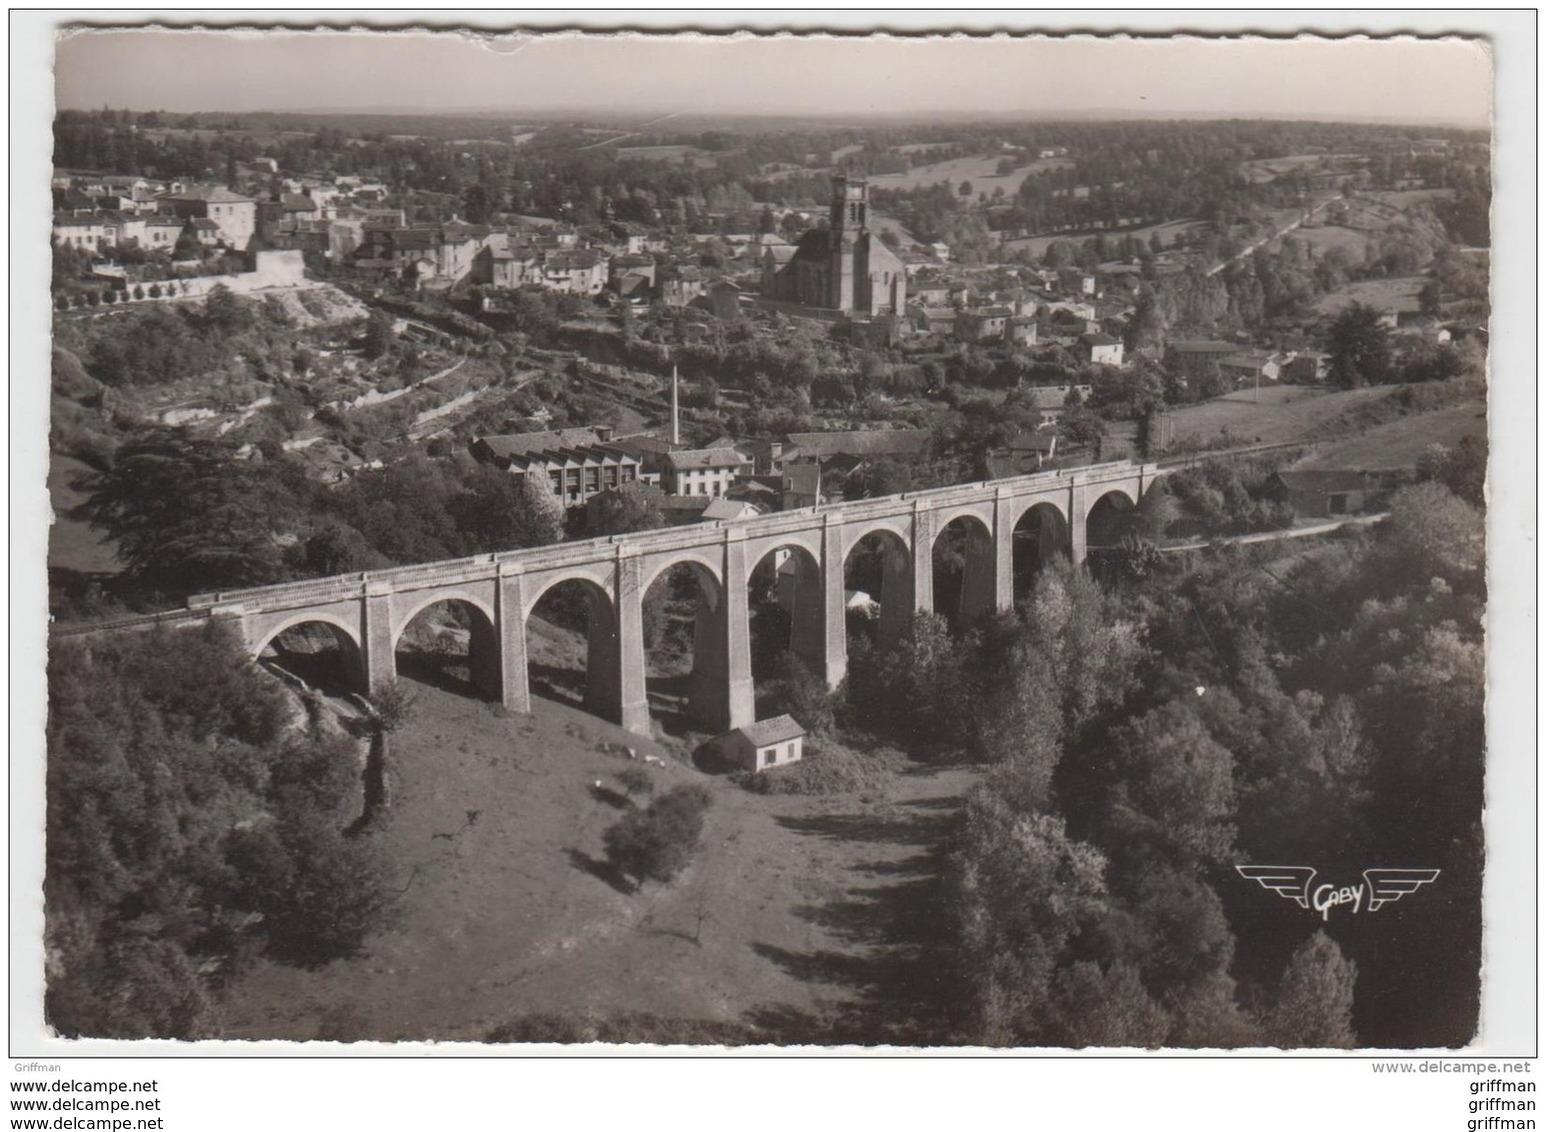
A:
671 365 681 446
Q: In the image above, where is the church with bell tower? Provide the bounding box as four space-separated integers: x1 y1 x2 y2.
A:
764 175 906 317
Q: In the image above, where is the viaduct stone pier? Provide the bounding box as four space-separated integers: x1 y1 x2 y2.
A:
58 461 1159 736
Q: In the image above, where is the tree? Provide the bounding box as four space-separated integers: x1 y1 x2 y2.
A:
449 463 564 554
200 284 253 335
1325 303 1392 389
172 226 202 260
46 626 392 1037
78 427 297 597
1101 702 1237 866
584 480 665 537
1415 436 1486 509
1264 931 1358 1048
1050 961 1170 1049
1059 405 1108 452
602 785 712 888
953 802 1114 1045
1418 277 1442 318
1382 481 1485 590
293 522 387 578
362 310 394 360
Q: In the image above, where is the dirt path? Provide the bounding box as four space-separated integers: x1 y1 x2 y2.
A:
215 678 977 1045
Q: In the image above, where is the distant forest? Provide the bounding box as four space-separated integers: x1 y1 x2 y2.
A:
54 110 1490 245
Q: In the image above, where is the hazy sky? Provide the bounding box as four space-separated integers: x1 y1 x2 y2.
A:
54 27 1492 126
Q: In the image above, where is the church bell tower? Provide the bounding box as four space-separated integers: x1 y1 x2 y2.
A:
828 175 868 310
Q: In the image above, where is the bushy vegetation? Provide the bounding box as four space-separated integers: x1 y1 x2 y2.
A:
55 285 288 390
1150 459 1298 538
601 785 712 889
943 481 1484 1048
45 624 394 1038
69 427 563 609
735 739 891 797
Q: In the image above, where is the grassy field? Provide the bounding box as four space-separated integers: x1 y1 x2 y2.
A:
869 154 1073 196
1238 153 1365 185
1290 224 1378 258
216 674 976 1044
1160 385 1400 450
1315 276 1427 317
1292 403 1486 471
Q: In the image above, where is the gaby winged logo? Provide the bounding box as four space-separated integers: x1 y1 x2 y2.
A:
1235 866 1440 921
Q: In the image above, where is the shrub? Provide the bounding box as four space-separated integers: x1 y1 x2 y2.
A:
615 765 654 801
370 680 418 733
736 739 891 796
601 785 712 887
147 283 162 299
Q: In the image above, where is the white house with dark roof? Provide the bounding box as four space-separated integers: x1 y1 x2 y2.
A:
720 715 807 773
158 185 256 248
1081 332 1125 367
661 447 753 497
52 212 109 251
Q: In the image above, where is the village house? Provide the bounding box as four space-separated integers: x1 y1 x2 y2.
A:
1268 470 1382 520
472 237 542 289
779 463 822 510
143 216 185 250
1218 350 1283 387
909 305 958 337
986 430 1059 478
656 495 714 525
955 306 1012 344
911 281 952 307
1165 339 1240 383
1280 352 1328 384
719 715 807 773
52 212 109 250
1058 267 1098 297
1081 332 1126 367
778 429 932 474
658 263 705 307
659 447 753 497
98 212 147 247
1021 384 1093 426
1008 317 1039 346
609 254 657 291
158 185 257 249
541 248 609 295
188 217 224 247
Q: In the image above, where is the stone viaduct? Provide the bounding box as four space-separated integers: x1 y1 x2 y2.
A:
61 461 1159 736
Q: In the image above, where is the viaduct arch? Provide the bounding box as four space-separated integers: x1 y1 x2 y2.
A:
63 461 1160 737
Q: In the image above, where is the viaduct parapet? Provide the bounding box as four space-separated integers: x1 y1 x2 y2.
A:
54 461 1159 736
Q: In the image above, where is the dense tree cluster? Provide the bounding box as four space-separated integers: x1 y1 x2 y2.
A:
73 428 562 608
839 478 1482 1047
46 624 393 1037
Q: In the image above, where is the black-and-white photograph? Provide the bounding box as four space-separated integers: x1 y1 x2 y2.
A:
31 21 1511 1056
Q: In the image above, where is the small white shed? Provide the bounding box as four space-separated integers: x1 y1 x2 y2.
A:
722 715 807 773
